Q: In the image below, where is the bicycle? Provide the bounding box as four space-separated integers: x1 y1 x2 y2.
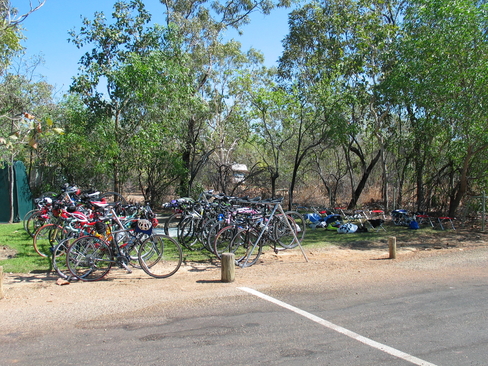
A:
212 198 305 266
51 202 151 281
65 207 182 281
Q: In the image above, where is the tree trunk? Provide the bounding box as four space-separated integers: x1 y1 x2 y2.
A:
347 149 382 209
179 116 195 197
343 144 355 202
448 146 473 217
270 169 279 199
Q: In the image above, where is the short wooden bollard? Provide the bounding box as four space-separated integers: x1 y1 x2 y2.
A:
221 253 235 283
0 266 4 299
388 236 397 259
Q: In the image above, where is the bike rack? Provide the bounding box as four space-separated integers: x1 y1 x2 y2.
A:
240 199 309 268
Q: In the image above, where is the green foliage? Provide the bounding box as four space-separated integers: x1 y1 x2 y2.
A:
0 22 22 73
382 0 488 213
4 0 488 216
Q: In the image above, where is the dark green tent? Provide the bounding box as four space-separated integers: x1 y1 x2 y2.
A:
0 161 34 223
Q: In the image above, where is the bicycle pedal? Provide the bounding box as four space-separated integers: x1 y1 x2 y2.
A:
122 263 132 274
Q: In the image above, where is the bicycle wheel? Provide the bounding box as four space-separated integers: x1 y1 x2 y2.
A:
23 209 38 232
285 211 306 242
138 234 182 278
213 226 239 259
196 217 215 250
33 223 67 257
205 219 226 254
273 214 301 249
163 212 183 237
26 211 51 238
274 212 306 249
178 216 204 250
66 236 113 281
52 239 78 281
121 232 146 268
230 228 262 265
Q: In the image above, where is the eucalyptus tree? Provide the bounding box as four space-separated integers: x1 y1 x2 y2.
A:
279 0 404 209
386 0 488 216
202 44 266 195
39 94 111 189
68 0 193 198
0 0 45 74
240 67 291 198
310 146 349 207
116 50 192 205
158 0 291 196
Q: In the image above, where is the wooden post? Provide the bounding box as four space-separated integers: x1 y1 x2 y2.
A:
388 237 397 259
221 253 235 283
0 266 4 299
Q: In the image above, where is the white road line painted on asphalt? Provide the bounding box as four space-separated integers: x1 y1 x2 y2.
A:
238 287 438 366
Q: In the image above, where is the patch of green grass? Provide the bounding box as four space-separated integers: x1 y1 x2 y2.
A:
0 223 52 273
298 223 440 249
0 220 443 273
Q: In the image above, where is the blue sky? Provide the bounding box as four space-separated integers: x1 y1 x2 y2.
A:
13 0 292 95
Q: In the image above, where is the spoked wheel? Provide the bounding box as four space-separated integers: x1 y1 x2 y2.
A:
213 226 239 259
178 216 205 251
118 231 145 268
230 228 262 266
285 211 306 243
52 239 78 281
274 212 306 249
138 234 183 278
33 223 67 258
205 219 226 254
23 209 38 232
164 213 183 237
26 211 51 238
66 236 113 281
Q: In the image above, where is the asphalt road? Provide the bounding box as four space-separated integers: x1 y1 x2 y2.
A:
2 254 487 366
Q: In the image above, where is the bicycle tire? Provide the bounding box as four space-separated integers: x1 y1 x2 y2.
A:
26 211 51 238
23 209 38 232
33 223 67 258
52 239 78 281
205 219 226 254
138 234 182 278
178 216 204 250
163 212 183 237
230 228 262 265
66 235 113 281
213 225 240 259
285 211 306 241
121 231 146 268
274 211 306 249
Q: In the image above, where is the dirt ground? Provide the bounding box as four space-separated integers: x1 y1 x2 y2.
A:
1 227 488 338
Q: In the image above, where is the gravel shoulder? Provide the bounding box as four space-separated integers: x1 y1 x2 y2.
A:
1 228 487 342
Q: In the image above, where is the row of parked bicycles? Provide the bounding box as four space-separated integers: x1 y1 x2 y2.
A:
161 191 306 267
24 186 307 281
24 184 183 282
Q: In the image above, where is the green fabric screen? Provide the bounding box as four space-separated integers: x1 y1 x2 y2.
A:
0 161 33 222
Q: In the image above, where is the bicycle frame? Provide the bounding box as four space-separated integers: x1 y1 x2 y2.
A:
240 199 307 267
